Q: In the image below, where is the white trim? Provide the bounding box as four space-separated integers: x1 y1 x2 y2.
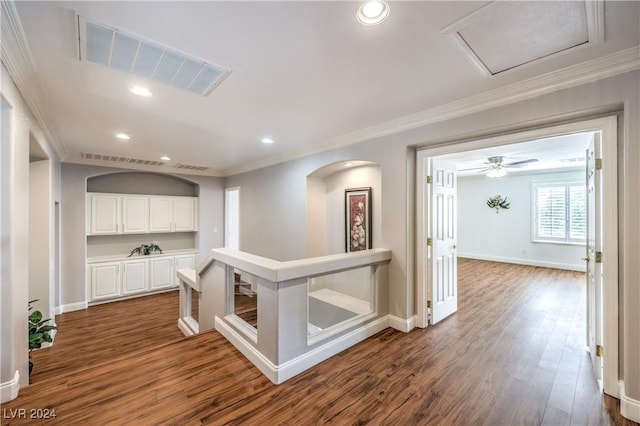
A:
388 314 416 332
457 253 585 272
177 317 198 337
416 116 618 396
0 370 20 403
215 315 389 384
440 1 605 76
54 301 87 315
0 1 66 160
223 46 639 177
620 381 640 423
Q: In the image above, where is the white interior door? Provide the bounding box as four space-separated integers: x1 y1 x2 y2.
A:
586 135 603 384
225 187 240 250
429 159 458 324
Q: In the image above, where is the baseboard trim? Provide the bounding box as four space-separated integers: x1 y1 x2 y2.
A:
620 381 640 423
0 370 20 403
457 253 585 272
389 314 416 332
215 315 390 384
55 301 88 315
177 318 199 337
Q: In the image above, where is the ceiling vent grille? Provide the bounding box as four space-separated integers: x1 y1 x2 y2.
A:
81 152 165 167
174 163 209 171
77 15 231 96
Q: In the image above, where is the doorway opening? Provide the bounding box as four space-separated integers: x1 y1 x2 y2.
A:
416 116 618 397
225 187 240 250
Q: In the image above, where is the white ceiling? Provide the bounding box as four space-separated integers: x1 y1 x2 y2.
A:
10 1 640 176
436 132 594 177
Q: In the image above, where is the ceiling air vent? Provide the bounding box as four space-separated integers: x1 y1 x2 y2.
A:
77 15 231 96
174 163 209 172
81 152 165 167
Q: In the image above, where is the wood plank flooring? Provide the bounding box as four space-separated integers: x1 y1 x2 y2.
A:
28 290 186 384
3 259 635 425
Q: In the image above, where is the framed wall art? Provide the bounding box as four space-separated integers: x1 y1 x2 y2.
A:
345 187 372 253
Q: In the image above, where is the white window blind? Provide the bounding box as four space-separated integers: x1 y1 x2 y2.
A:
533 182 586 243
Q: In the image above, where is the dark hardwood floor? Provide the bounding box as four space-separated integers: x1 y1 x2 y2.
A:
4 259 635 425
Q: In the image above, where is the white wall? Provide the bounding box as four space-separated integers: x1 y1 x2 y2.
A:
458 170 585 271
1 63 61 393
29 160 53 319
324 165 381 255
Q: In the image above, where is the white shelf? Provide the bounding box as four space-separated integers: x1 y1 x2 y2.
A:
87 249 198 264
308 288 370 315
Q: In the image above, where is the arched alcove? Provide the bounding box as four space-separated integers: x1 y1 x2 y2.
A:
87 172 198 196
85 171 200 260
306 161 382 257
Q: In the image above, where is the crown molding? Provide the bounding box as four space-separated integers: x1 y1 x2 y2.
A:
1 0 68 160
224 45 639 177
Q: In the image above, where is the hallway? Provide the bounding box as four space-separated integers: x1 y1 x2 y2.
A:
7 260 633 425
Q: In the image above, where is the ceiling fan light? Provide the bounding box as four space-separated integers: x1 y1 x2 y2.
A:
357 0 390 25
487 168 507 178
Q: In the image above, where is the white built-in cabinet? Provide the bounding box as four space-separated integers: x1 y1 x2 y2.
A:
86 191 199 303
149 197 197 233
90 261 121 300
87 193 197 235
87 253 196 302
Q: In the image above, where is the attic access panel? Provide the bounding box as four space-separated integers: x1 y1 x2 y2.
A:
77 15 231 96
442 0 604 76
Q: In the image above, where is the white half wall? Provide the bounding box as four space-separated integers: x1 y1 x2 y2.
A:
458 169 586 271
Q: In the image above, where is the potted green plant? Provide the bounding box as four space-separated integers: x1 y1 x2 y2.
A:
28 299 57 375
128 242 163 257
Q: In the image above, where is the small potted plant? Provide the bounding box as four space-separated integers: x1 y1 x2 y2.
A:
128 242 163 257
28 299 57 375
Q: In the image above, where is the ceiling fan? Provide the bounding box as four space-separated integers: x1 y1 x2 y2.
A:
461 156 538 177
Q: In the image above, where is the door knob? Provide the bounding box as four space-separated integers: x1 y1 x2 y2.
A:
582 256 590 262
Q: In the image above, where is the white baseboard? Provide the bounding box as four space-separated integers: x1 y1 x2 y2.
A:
55 301 87 315
620 381 640 423
458 253 585 272
389 314 416 332
215 315 390 384
0 370 20 403
177 318 199 337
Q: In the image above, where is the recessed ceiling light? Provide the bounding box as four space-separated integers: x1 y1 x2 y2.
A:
357 0 390 26
160 156 171 161
129 85 153 97
115 132 130 140
261 138 274 144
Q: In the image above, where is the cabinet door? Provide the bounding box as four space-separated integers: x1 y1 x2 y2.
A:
122 196 149 234
90 262 121 300
149 198 173 232
150 257 174 290
90 195 120 234
122 260 148 295
174 254 196 285
173 198 196 232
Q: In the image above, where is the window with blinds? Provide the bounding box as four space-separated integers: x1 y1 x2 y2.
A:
533 182 586 243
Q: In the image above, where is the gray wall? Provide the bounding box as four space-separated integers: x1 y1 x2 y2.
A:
225 70 640 400
87 172 197 196
60 164 225 307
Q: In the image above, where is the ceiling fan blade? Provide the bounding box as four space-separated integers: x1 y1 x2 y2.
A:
459 166 490 171
504 159 538 168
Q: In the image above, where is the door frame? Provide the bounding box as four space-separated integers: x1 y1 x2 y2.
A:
416 116 618 396
224 186 240 250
